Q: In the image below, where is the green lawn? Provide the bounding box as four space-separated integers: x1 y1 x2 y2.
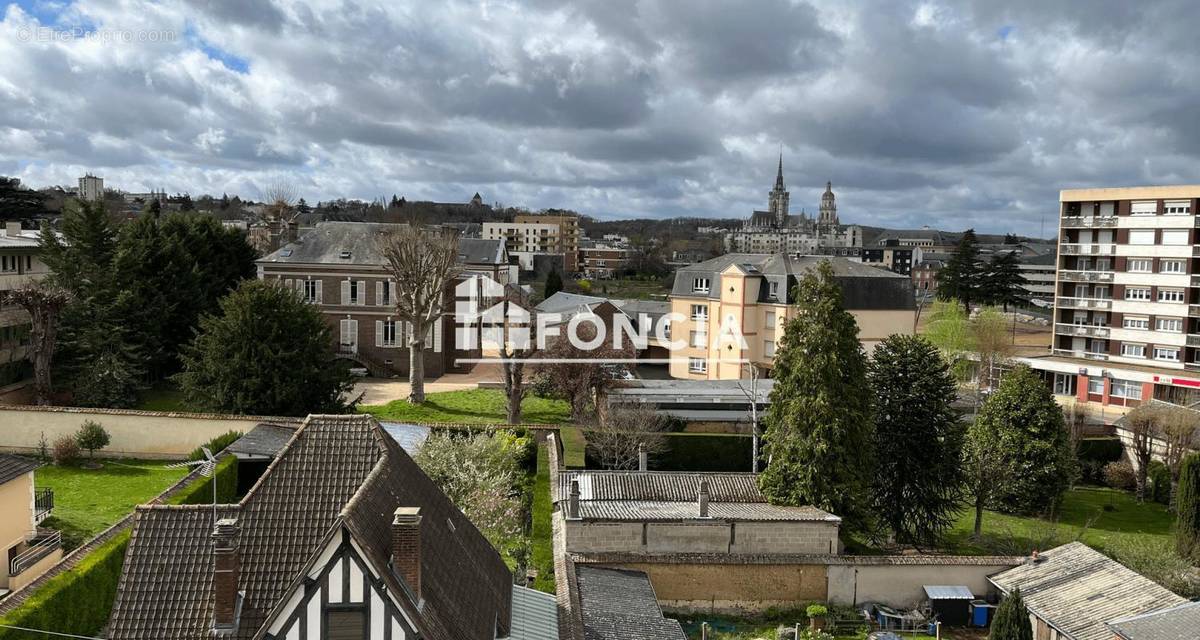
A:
38 460 188 550
559 426 587 468
529 444 555 593
587 277 671 300
359 389 571 424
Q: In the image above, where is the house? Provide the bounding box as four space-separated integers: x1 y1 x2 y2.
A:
0 454 60 597
1107 600 1200 640
107 414 555 639
256 221 512 378
988 542 1187 640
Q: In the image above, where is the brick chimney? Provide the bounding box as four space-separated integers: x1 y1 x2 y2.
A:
212 518 240 632
637 443 647 472
392 507 422 600
698 480 710 518
567 480 581 519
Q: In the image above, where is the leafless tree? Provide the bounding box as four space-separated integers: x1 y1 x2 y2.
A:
497 284 536 424
1160 405 1200 510
261 180 297 221
2 282 70 405
1125 403 1169 502
588 403 669 470
534 321 634 422
377 225 460 404
738 362 764 472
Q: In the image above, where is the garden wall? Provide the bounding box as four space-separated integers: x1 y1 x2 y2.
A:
0 405 291 459
825 557 1023 608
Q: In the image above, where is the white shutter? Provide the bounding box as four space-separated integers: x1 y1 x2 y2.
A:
341 280 350 305
424 324 433 349
433 321 442 353
375 282 382 307
375 321 383 347
358 281 367 305
296 279 305 295
315 281 323 304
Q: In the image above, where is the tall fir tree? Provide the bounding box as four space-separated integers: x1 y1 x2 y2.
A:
936 229 983 314
868 334 966 546
0 176 46 219
982 251 1027 310
1176 452 1200 561
543 269 564 299
976 365 1075 515
759 261 874 532
990 589 1033 640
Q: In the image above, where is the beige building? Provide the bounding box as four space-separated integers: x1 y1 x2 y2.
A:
667 254 915 380
0 223 51 387
482 209 581 272
0 454 61 595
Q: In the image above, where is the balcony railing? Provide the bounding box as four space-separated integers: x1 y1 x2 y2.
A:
1060 243 1117 256
1056 323 1110 338
34 487 53 523
1058 297 1113 310
1060 216 1118 228
1053 348 1109 361
1188 335 1200 348
1190 305 1200 318
9 529 61 577
1059 270 1115 283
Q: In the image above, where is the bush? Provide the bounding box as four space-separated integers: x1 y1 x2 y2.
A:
805 604 828 618
1149 460 1173 505
187 430 244 461
1103 461 1137 491
656 434 754 472
1077 438 1124 484
51 435 79 466
75 420 111 462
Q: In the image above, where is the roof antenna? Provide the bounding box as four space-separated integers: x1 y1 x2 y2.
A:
167 447 221 525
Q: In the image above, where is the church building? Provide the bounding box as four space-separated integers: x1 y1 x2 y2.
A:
727 156 861 254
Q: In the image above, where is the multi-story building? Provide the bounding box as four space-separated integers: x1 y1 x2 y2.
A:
579 241 630 278
77 174 104 202
483 211 581 273
257 221 512 378
513 210 581 272
1022 186 1200 409
861 239 923 275
667 254 915 380
0 223 50 387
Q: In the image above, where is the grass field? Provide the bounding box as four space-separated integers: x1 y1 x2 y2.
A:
586 277 672 300
360 389 572 424
37 460 188 550
529 444 555 593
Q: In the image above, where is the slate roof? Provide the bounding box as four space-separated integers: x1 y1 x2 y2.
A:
670 253 915 311
258 221 505 266
107 414 512 640
575 567 687 640
0 453 40 485
988 542 1186 640
225 423 297 458
1108 600 1200 640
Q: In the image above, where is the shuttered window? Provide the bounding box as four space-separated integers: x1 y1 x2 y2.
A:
326 609 365 640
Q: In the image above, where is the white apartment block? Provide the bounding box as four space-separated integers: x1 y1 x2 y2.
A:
78 174 104 202
482 221 563 271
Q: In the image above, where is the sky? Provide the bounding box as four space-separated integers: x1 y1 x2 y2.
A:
2 0 1199 236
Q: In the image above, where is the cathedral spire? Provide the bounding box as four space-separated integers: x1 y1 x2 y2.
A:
774 152 785 190
768 151 789 227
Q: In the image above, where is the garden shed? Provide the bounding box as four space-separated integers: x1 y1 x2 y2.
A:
924 585 974 626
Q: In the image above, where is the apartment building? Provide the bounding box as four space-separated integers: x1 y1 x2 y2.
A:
861 239 923 275
77 174 104 202
579 241 630 278
667 254 915 380
481 210 582 272
0 223 50 387
1021 186 1200 409
257 222 511 378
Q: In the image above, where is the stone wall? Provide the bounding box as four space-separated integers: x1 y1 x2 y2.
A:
564 519 839 555
825 560 1019 608
601 561 828 614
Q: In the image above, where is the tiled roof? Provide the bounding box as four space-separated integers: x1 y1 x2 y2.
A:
575 567 686 640
989 542 1186 640
225 423 297 458
1108 600 1200 640
108 414 512 640
0 453 39 486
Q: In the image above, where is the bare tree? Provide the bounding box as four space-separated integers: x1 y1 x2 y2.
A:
1125 404 1168 502
2 282 70 405
377 225 459 404
587 403 669 470
261 180 297 221
497 285 536 424
738 362 763 472
1160 405 1200 510
973 307 1013 393
534 321 634 422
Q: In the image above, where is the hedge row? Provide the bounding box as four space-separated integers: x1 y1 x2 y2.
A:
582 432 755 472
169 455 239 505
0 531 130 640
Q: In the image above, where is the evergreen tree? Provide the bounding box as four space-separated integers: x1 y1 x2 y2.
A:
178 194 194 211
0 176 47 219
990 589 1032 640
544 270 564 299
145 198 162 218
176 280 354 416
759 261 874 532
977 365 1074 515
936 229 983 313
982 252 1027 310
1176 452 1200 561
868 335 965 546
296 197 311 215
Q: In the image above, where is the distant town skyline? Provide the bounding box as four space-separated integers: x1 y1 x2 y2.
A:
3 1 1199 235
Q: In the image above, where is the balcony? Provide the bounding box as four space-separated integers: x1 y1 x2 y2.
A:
1058 297 1113 310
1053 348 1109 361
33 487 53 523
1060 243 1117 256
1059 270 1114 283
8 528 61 578
1056 323 1110 338
1061 216 1118 228
1188 335 1200 348
1190 305 1200 318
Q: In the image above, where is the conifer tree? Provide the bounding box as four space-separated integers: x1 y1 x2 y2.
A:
936 229 983 313
1176 452 1200 561
990 589 1032 640
982 251 1027 310
544 269 564 299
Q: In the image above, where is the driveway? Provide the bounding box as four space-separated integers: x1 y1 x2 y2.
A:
351 362 503 405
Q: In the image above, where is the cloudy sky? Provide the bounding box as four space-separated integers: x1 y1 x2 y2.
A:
2 0 1198 235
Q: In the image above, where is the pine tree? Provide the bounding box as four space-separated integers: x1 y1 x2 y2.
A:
936 229 983 314
1176 452 1200 561
759 261 874 532
869 334 965 545
982 252 1027 310
977 365 1074 515
544 270 564 299
990 589 1032 640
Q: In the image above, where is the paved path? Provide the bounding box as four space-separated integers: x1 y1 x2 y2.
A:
351 363 502 405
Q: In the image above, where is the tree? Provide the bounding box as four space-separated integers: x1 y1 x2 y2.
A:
982 252 1027 310
587 403 669 470
535 321 633 422
1125 404 1169 502
759 261 874 532
1160 407 1199 510
868 335 965 546
923 301 975 381
936 229 983 313
74 420 110 467
963 415 1006 537
0 176 47 219
176 280 354 416
377 225 460 404
494 284 536 424
1 282 70 405
977 365 1075 515
1003 233 1020 245
543 269 563 299
974 306 1014 392
1176 452 1200 562
990 589 1032 640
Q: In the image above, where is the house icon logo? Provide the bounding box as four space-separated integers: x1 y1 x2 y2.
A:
454 274 530 352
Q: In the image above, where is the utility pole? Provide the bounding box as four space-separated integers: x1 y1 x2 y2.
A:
738 362 761 472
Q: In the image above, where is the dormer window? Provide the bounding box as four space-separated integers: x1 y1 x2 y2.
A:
769 281 779 299
692 277 710 293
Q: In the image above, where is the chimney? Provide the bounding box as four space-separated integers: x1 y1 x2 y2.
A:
392 507 422 600
638 443 648 472
567 480 581 519
212 518 240 631
698 480 710 518
4 221 20 238
286 220 299 243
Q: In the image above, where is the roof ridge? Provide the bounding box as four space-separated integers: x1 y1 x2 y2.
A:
238 414 315 505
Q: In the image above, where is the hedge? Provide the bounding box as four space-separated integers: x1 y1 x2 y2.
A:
1077 438 1124 485
583 432 754 472
0 531 130 640
169 456 239 505
529 444 555 593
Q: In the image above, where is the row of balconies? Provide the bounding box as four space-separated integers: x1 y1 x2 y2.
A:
1052 348 1109 361
1055 323 1110 338
1060 216 1119 228
1057 297 1112 310
1060 243 1117 256
1059 270 1115 283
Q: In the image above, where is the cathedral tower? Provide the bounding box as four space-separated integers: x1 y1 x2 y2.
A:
818 181 838 229
767 154 789 227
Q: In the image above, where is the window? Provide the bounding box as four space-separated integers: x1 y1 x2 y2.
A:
765 311 776 329
379 280 392 306
1110 379 1143 400
1155 347 1181 362
768 280 779 299
690 304 708 322
1165 200 1192 215
1123 316 1150 330
1098 202 1115 217
1157 317 1184 332
1088 377 1105 395
764 340 776 358
1128 259 1153 273
1158 289 1185 303
350 280 362 304
692 277 710 293
380 320 399 347
688 357 708 373
1163 229 1191 245
326 609 365 640
303 280 319 303
1121 343 1146 358
1161 259 1186 274
690 330 707 348
1126 287 1151 301
1131 201 1157 216
1128 229 1156 245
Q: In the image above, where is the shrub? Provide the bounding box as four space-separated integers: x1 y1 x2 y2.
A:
1103 461 1137 490
187 430 244 461
51 435 79 466
1177 453 1200 562
805 604 828 618
798 631 834 640
75 420 111 462
1077 438 1124 484
1149 460 1172 505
